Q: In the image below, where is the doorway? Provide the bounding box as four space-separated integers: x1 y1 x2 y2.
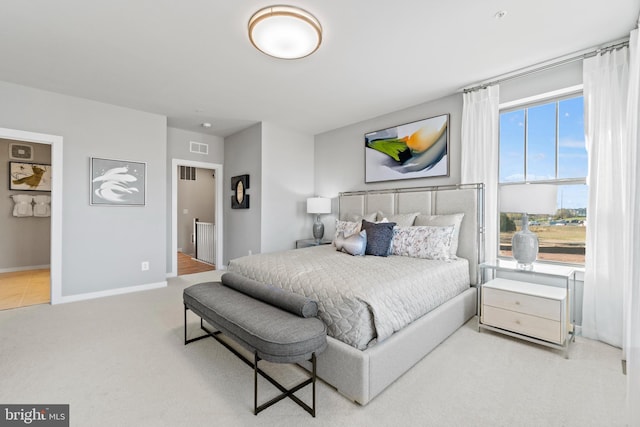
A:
171 159 223 277
0 127 62 307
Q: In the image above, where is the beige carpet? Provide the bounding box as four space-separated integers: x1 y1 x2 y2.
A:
0 271 628 427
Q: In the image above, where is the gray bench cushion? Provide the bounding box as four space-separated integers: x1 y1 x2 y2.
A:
221 272 318 318
184 282 327 363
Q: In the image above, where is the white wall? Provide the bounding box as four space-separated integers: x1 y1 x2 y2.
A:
261 122 315 252
0 80 167 297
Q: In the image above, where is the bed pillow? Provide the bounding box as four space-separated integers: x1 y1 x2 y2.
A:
413 213 464 257
390 225 456 260
333 220 361 245
375 211 418 226
361 220 396 257
335 230 367 256
344 212 377 223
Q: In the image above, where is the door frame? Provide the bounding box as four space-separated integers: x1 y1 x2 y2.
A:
170 158 223 276
0 127 63 304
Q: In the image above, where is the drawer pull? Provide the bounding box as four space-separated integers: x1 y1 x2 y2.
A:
515 301 521 305
515 320 521 325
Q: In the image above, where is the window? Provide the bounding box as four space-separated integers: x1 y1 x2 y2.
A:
499 94 587 264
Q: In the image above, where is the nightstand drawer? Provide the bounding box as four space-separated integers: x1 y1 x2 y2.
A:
482 305 564 344
483 287 562 321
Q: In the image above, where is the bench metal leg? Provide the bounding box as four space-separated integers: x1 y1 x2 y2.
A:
253 352 317 417
184 306 318 417
184 305 214 345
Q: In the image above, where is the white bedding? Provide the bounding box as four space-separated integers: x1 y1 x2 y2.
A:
228 245 470 350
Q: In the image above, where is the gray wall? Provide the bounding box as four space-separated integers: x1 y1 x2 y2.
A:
177 167 215 255
224 123 262 264
0 139 51 269
315 93 463 239
261 122 315 252
223 122 314 264
0 80 167 296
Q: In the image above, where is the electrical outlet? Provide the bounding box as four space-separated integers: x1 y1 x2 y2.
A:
248 250 252 256
141 261 149 271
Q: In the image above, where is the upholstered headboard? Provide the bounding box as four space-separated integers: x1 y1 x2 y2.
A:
338 183 485 285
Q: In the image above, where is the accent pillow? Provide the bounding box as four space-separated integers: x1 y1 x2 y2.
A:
335 230 367 256
361 220 396 256
413 213 464 257
333 220 361 245
390 225 456 260
376 211 419 226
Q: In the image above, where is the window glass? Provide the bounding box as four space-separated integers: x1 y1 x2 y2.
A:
499 110 525 182
527 103 556 181
499 95 586 265
558 97 588 179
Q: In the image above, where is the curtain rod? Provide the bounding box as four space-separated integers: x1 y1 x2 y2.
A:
462 39 630 93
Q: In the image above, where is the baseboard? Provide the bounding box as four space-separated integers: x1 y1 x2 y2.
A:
53 281 167 305
0 264 50 273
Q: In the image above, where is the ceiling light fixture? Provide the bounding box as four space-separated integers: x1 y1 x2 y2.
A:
248 5 322 60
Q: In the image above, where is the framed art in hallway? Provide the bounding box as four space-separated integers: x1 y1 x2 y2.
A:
364 114 450 183
90 157 146 206
9 161 52 191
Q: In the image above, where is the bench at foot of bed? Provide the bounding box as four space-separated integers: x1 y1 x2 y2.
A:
183 276 327 417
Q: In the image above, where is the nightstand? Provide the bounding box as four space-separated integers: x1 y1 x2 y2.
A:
479 260 576 358
295 239 332 249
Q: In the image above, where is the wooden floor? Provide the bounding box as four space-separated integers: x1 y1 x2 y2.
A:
0 269 50 311
178 252 215 276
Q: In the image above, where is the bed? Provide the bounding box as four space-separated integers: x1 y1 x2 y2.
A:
228 184 484 405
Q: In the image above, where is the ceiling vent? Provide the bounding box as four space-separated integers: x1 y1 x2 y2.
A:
190 141 209 155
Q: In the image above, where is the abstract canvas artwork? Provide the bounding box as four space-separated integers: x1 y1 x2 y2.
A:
9 162 52 192
90 157 146 206
365 114 450 183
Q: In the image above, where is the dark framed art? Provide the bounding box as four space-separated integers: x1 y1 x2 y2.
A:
90 157 146 206
9 162 52 191
231 174 250 209
364 114 450 183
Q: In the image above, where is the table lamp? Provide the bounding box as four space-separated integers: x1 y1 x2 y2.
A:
500 184 558 269
306 197 331 243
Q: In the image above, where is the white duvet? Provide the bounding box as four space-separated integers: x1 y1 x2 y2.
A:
228 245 470 350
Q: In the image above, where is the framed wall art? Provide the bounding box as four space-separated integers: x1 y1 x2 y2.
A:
231 174 250 209
9 162 52 191
364 114 450 183
90 157 146 206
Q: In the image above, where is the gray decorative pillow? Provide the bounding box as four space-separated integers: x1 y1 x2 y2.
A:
390 225 456 260
361 220 396 257
335 230 367 256
414 213 464 257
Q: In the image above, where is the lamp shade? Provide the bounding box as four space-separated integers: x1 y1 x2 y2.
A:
306 197 331 214
500 184 558 214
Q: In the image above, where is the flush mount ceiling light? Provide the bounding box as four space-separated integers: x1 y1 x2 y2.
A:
248 5 322 59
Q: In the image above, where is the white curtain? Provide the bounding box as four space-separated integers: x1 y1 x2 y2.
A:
582 45 629 348
623 26 640 427
461 85 500 264
583 27 640 426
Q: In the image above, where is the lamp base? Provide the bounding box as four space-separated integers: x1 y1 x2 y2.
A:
512 213 538 269
312 216 324 244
